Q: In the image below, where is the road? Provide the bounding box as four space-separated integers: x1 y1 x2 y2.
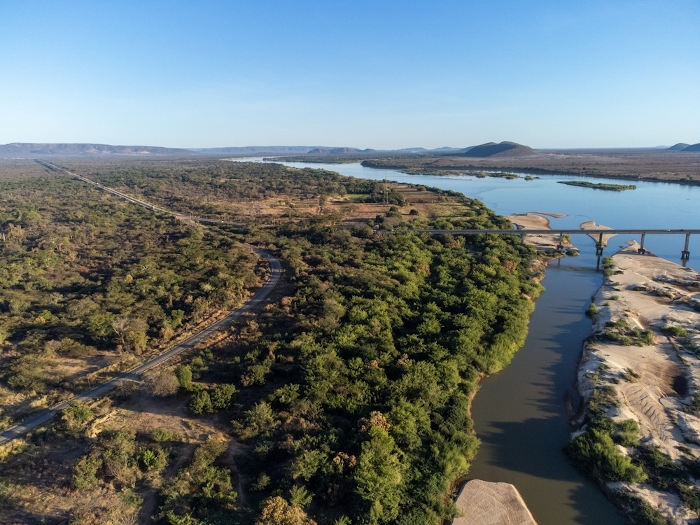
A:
0 163 282 445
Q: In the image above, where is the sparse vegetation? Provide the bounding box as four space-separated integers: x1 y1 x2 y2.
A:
586 303 599 316
602 318 654 346
661 325 688 338
558 181 637 191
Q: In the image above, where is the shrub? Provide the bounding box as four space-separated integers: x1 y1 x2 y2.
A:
621 368 641 383
289 485 313 509
251 473 271 492
72 455 102 490
255 496 315 525
137 447 167 472
174 364 193 390
61 401 94 434
211 383 237 409
148 368 180 397
188 390 212 415
567 427 647 483
151 427 176 442
617 419 641 446
586 303 599 316
661 325 688 338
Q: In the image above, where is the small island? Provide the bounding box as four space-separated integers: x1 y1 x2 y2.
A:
401 168 521 179
558 180 637 191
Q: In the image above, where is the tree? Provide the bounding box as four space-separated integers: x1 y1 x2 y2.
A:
188 390 212 415
148 368 180 397
211 383 237 409
72 456 102 490
255 496 317 525
354 426 404 524
174 364 193 390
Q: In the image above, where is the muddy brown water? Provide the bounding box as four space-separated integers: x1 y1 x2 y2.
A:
467 255 626 524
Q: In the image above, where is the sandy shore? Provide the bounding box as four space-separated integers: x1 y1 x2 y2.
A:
452 480 537 525
576 244 700 523
506 213 574 252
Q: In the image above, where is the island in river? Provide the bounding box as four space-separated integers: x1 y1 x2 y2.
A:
558 181 637 191
571 243 700 523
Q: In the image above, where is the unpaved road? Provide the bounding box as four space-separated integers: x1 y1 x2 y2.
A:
0 163 282 445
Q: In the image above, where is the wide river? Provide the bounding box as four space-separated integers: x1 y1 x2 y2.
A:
236 158 700 524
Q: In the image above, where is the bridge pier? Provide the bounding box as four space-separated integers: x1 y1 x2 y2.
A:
595 232 604 256
638 232 647 254
681 233 691 261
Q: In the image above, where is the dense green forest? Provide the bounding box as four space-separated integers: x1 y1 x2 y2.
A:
0 165 260 425
0 160 542 524
221 213 541 524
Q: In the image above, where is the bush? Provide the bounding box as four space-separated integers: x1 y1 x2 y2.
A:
174 364 193 390
661 325 688 338
148 369 180 397
255 496 315 525
151 427 176 442
289 485 313 509
251 473 271 492
567 427 647 483
188 390 212 415
137 447 167 472
72 455 102 490
211 383 237 409
61 401 94 434
586 303 599 316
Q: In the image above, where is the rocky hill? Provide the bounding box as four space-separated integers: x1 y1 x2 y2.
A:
457 141 535 157
667 142 700 152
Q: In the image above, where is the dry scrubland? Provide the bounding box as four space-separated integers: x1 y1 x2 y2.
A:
0 159 542 524
0 161 261 429
573 245 700 523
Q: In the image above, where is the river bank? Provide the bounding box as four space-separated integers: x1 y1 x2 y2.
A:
234 157 699 523
572 244 700 523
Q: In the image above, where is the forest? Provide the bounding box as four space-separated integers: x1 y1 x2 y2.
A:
0 163 260 427
0 159 542 524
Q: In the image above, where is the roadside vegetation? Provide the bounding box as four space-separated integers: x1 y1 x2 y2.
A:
0 163 260 426
0 159 543 524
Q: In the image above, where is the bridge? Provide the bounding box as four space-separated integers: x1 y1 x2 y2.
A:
416 229 700 260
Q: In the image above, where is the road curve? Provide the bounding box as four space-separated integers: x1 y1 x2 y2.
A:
0 164 282 445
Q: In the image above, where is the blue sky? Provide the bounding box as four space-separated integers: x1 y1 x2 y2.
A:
1 1 699 148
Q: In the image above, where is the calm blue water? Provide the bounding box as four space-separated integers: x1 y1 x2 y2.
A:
235 158 700 523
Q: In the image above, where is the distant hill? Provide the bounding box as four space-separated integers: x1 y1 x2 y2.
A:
667 142 700 152
192 146 320 155
0 142 192 158
306 147 376 155
457 141 535 158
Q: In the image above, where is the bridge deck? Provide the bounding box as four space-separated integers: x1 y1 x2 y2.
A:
416 229 700 235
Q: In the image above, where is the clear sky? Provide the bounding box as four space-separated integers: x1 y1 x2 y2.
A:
1 0 699 149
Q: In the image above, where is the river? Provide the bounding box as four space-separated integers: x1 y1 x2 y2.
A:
233 158 700 524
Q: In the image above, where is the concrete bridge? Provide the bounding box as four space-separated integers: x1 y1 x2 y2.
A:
416 228 700 260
